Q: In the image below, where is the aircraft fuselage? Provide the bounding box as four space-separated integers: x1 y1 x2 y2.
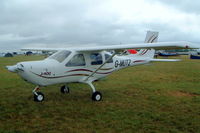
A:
8 50 150 86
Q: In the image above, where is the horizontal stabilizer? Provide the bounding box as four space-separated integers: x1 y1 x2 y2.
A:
150 59 181 62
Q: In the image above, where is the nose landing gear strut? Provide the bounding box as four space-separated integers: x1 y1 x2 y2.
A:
33 86 44 102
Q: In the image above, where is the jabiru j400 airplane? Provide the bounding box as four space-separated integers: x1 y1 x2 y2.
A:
6 31 199 102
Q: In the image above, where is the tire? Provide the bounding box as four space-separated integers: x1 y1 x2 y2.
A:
34 92 44 102
92 91 102 101
60 85 70 94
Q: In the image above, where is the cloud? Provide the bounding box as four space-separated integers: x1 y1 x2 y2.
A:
0 0 200 52
150 0 200 14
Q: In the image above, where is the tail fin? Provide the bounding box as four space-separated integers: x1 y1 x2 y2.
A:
144 31 159 43
137 31 159 58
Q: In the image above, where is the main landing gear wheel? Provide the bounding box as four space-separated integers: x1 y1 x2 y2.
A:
34 92 44 102
92 91 102 101
60 85 70 94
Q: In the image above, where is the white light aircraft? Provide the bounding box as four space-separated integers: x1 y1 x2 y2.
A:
6 31 198 102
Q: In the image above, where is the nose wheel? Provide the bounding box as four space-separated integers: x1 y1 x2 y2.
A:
34 92 44 102
33 86 44 102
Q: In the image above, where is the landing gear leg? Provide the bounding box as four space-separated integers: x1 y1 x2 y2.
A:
60 85 70 94
87 82 102 101
33 86 44 102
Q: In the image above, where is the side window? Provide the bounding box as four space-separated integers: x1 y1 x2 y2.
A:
105 54 113 63
66 54 85 67
90 53 103 65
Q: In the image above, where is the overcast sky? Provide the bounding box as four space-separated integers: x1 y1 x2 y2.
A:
0 0 200 52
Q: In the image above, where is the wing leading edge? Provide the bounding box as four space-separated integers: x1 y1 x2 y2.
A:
21 41 199 52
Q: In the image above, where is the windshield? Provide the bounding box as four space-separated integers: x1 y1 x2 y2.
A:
48 50 71 63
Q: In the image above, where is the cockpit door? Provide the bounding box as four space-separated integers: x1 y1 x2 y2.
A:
65 54 86 67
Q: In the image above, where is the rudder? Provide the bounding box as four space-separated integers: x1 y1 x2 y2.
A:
137 31 159 58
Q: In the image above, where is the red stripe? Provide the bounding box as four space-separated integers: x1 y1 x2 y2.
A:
31 72 90 79
66 69 93 73
133 60 145 63
98 68 113 70
66 69 114 75
96 71 114 74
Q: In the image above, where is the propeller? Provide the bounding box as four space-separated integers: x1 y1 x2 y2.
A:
6 64 24 73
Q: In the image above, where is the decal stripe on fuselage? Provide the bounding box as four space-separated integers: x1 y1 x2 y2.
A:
66 69 114 75
133 60 145 63
31 71 90 79
31 68 114 79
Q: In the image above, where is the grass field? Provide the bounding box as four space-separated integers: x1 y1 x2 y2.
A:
0 55 200 133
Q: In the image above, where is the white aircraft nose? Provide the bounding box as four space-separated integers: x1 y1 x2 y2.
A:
6 65 18 73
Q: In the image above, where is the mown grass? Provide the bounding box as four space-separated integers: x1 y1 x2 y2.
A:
0 55 200 133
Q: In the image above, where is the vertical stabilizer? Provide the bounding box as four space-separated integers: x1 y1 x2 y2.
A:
144 31 159 43
137 31 159 58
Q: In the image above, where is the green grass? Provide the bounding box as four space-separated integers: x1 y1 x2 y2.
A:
0 55 200 133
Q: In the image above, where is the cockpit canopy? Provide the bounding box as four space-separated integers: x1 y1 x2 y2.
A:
48 50 71 63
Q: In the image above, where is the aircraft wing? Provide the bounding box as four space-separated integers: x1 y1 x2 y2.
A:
73 41 198 52
21 41 199 52
21 48 62 52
